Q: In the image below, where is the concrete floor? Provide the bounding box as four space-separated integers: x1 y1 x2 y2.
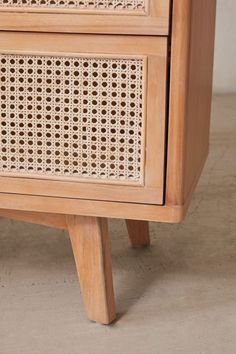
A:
0 95 235 354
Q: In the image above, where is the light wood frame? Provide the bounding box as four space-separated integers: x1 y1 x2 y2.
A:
0 32 167 205
166 0 217 207
0 0 171 35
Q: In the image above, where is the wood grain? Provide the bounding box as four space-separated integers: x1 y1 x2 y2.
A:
67 215 116 324
166 0 192 206
0 0 170 36
0 209 66 229
166 0 216 206
126 220 150 247
0 193 186 223
183 0 217 201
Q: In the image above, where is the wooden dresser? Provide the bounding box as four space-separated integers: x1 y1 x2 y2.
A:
0 0 216 324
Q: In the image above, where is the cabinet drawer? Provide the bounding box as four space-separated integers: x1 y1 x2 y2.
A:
0 0 170 35
0 32 167 205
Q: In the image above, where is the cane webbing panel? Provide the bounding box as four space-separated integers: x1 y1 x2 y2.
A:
0 53 145 184
0 0 146 12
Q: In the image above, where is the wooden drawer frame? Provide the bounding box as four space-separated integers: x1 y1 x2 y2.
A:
0 32 168 205
0 0 170 35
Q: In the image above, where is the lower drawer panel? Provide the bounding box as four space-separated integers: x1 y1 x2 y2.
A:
0 32 167 204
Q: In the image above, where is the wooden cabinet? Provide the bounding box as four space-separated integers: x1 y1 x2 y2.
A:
0 0 216 324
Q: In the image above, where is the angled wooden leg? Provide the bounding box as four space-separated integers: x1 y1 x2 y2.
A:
67 215 116 325
125 220 150 247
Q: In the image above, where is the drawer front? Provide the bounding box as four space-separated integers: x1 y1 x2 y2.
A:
0 0 147 11
0 0 170 35
0 32 167 204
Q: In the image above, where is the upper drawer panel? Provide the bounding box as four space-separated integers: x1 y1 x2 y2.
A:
0 0 170 35
1 0 146 12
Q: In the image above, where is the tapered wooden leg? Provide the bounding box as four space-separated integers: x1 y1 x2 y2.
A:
125 220 150 247
67 215 116 325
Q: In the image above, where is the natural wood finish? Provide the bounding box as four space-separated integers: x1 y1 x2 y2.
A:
0 150 208 224
0 178 163 205
166 0 192 206
126 220 150 247
0 32 167 205
166 0 216 206
183 0 216 201
67 216 116 324
0 31 167 57
0 192 186 223
0 0 217 325
0 209 66 229
0 0 170 36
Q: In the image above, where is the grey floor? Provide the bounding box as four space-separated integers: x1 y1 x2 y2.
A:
0 95 235 354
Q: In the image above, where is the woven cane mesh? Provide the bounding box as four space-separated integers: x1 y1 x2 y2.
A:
0 53 145 183
0 0 145 12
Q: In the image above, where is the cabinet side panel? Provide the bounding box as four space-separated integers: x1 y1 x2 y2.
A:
166 0 192 205
183 0 216 201
167 0 216 206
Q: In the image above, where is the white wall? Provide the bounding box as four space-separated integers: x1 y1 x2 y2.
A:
213 0 236 93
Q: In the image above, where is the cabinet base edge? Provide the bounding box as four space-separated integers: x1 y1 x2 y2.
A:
0 193 188 224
